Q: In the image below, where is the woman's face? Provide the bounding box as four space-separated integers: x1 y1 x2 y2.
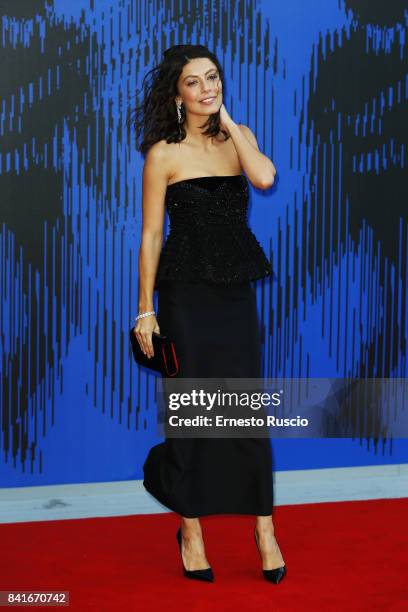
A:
176 57 222 114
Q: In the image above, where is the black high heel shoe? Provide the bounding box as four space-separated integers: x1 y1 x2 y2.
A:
254 527 287 584
176 527 214 582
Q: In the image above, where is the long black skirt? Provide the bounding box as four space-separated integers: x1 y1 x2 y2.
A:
143 279 273 517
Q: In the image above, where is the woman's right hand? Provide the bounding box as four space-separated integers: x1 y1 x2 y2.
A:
133 315 160 359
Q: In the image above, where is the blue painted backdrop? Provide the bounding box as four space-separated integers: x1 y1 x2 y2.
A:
1 0 408 487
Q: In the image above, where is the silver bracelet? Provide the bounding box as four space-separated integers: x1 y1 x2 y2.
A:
135 310 156 321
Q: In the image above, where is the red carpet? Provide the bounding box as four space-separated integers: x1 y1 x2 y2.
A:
1 498 408 611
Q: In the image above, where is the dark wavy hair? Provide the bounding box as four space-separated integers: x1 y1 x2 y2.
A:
129 44 230 156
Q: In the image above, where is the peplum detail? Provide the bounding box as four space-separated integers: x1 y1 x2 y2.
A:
154 175 275 289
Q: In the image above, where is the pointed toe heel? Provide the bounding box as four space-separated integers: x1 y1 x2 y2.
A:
262 565 287 584
254 527 287 584
176 527 214 582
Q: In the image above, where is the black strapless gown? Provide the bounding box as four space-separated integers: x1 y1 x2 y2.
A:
143 175 274 517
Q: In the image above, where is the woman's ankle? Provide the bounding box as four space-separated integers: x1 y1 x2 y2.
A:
255 517 274 532
180 517 202 535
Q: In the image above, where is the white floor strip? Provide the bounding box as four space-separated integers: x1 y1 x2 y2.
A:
1 464 407 524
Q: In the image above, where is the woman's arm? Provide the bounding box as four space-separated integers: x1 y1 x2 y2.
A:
219 104 276 190
135 142 169 358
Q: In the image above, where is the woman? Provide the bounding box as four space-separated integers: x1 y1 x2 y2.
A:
132 44 286 584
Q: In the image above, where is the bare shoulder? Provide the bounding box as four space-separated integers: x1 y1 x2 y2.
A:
141 141 171 235
145 139 173 169
143 139 175 185
237 124 260 150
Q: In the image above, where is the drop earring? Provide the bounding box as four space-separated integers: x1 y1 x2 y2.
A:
176 101 182 136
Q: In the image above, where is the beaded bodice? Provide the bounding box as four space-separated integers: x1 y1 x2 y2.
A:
154 174 274 288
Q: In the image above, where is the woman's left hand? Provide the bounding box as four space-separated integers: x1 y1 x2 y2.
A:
219 103 235 134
